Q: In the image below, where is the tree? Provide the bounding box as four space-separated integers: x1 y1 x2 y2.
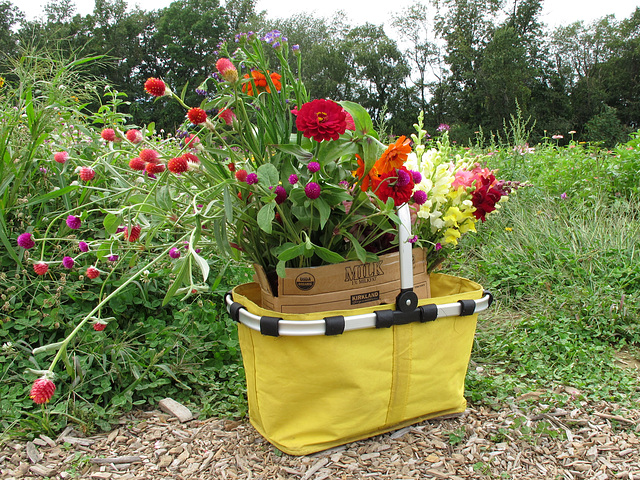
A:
0 1 24 62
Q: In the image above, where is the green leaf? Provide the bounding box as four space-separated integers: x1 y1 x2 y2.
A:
223 186 234 221
257 203 275 234
276 260 286 278
313 245 345 264
156 185 172 211
314 197 331 228
191 249 210 282
163 256 192 306
317 140 359 166
344 232 368 263
339 101 376 137
257 163 280 186
103 213 121 235
273 144 314 162
276 243 306 262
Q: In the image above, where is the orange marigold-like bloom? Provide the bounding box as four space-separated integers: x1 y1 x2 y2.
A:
374 135 412 174
242 70 282 96
353 154 379 192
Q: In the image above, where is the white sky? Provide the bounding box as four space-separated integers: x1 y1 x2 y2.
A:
10 0 639 29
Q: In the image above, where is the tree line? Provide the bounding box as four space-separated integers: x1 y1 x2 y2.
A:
1 0 638 146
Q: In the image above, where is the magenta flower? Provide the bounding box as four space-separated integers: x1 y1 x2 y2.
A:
66 215 81 230
408 235 418 244
54 151 69 164
17 232 35 249
304 182 321 199
396 168 411 187
413 190 427 205
169 247 181 259
246 173 258 185
107 255 119 262
435 243 442 251
78 241 89 252
410 170 422 184
307 162 320 173
274 185 287 205
62 256 75 269
288 174 299 185
560 192 567 199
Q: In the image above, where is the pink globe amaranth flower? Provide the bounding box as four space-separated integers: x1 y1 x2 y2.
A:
101 128 116 142
139 149 160 163
413 190 427 205
218 108 236 126
274 185 287 205
129 157 146 171
216 58 239 83
187 107 207 125
93 322 107 331
144 77 167 97
305 182 321 199
308 162 320 173
53 151 69 164
410 170 422 184
435 243 442 251
396 168 411 187
86 266 100 279
125 129 143 143
66 215 81 230
246 173 258 185
30 378 56 404
169 247 181 259
288 174 298 185
107 254 119 262
62 256 75 269
33 262 49 275
17 232 35 249
79 167 95 182
78 241 89 252
168 156 189 174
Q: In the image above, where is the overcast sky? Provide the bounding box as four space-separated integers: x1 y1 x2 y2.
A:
10 0 639 29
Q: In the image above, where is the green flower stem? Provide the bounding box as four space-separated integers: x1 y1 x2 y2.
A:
43 241 184 375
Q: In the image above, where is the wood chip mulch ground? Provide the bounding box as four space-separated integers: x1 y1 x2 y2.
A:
2 398 639 480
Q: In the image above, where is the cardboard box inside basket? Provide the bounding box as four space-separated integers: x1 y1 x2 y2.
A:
253 249 430 314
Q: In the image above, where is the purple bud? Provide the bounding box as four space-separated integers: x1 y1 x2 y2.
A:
275 185 287 205
304 182 321 200
411 170 422 184
246 173 258 185
413 190 427 205
396 169 411 187
308 162 320 173
17 232 35 249
288 174 299 185
107 255 119 262
62 256 75 269
78 241 89 252
169 247 181 259
66 215 81 230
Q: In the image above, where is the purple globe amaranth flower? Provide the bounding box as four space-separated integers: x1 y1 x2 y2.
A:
435 243 443 251
274 185 287 205
288 174 299 185
411 170 422 184
17 232 35 249
66 215 81 230
305 182 321 200
413 190 427 205
307 162 320 173
62 256 75 269
107 255 119 262
78 241 89 252
169 247 181 259
396 169 411 187
246 173 258 185
408 235 418 244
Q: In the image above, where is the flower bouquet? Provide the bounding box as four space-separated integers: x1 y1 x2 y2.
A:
17 29 512 406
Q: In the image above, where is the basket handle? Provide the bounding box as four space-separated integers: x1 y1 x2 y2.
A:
396 204 418 312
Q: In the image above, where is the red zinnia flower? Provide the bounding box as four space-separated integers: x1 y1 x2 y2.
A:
216 58 239 83
242 70 282 96
187 107 207 125
471 173 506 222
146 162 165 174
101 128 116 142
126 129 143 143
54 151 69 164
139 149 160 163
86 266 100 279
144 77 167 97
124 225 141 242
30 378 56 404
373 166 415 207
129 157 146 171
374 136 411 174
168 156 189 174
33 263 49 275
79 167 95 182
296 99 347 142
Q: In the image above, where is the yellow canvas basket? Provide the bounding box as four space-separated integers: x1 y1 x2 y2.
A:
227 272 489 456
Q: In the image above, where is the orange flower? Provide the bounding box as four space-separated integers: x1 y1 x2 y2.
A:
242 70 282 96
353 154 379 192
374 136 411 174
